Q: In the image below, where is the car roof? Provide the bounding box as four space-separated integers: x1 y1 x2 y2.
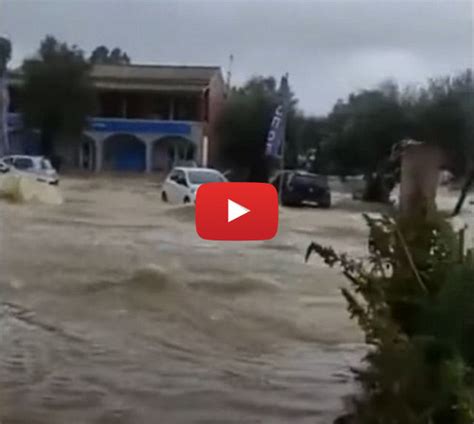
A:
173 167 221 173
278 170 323 177
3 155 44 160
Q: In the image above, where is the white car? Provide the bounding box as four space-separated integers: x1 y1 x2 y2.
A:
161 167 227 204
1 155 59 185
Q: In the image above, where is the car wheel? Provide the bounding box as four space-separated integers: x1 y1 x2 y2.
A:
161 191 168 202
183 196 190 204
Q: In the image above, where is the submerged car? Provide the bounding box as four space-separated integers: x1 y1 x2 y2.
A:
271 170 331 207
1 155 59 185
161 167 227 204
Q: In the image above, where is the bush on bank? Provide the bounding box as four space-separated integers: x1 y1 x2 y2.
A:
307 213 474 423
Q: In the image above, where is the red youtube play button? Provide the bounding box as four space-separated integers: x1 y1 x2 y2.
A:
195 183 279 241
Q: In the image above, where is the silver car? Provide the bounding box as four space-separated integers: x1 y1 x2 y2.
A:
161 167 227 204
1 155 59 185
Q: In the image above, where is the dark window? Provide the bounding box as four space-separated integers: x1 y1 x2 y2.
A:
126 94 143 119
169 170 185 182
203 89 210 122
14 158 34 169
174 96 199 121
151 95 171 120
98 91 123 117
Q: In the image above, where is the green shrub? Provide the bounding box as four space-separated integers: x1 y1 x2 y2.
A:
307 213 474 423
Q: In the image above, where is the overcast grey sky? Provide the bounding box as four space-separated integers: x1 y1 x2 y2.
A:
1 0 473 114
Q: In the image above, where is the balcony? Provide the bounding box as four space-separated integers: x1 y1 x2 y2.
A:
88 116 193 137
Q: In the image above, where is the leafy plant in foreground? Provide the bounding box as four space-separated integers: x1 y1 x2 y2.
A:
307 214 474 423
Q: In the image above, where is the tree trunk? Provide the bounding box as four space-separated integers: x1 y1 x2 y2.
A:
40 126 54 157
40 125 62 170
248 156 271 182
452 171 474 216
362 171 391 203
399 143 442 218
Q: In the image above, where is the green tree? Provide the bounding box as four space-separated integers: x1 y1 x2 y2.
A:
89 45 130 65
394 70 473 214
21 36 96 161
325 82 405 176
0 37 11 72
217 76 299 181
322 71 473 203
307 215 474 423
322 82 406 200
410 70 474 215
297 115 326 153
403 71 473 160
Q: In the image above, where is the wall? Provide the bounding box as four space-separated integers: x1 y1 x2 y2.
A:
7 114 203 173
86 120 203 172
205 73 226 167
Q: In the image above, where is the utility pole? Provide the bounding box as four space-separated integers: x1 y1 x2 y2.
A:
226 54 234 93
0 36 11 157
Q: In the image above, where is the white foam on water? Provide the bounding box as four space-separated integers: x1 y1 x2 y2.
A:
0 174 63 205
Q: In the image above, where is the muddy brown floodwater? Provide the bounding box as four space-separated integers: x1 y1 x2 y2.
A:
0 176 375 423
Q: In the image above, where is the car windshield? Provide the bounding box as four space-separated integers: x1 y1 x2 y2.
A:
188 170 224 184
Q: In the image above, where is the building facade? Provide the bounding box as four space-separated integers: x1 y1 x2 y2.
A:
7 63 226 172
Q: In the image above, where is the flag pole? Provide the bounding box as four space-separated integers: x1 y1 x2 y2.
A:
265 72 289 205
278 73 289 205
279 135 286 205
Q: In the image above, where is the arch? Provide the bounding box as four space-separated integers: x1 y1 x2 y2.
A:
78 134 97 171
151 136 196 172
103 133 146 172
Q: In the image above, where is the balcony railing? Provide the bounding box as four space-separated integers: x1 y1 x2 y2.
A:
89 117 195 135
8 113 199 136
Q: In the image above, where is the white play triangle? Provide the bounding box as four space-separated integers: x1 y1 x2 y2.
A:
227 199 250 223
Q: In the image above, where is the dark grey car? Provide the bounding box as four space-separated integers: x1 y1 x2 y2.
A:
271 171 331 207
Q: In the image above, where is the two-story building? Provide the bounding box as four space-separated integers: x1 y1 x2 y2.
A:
7 63 226 172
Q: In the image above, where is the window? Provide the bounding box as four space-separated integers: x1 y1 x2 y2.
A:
174 96 199 121
188 171 224 184
13 158 34 170
170 170 185 183
41 159 53 170
151 95 171 120
98 91 124 118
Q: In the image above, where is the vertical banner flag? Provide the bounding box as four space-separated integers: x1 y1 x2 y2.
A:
0 71 9 156
265 73 290 158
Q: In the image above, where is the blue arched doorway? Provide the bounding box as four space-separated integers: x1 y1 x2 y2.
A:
103 134 146 172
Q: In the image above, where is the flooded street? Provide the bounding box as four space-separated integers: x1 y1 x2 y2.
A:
0 176 376 423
